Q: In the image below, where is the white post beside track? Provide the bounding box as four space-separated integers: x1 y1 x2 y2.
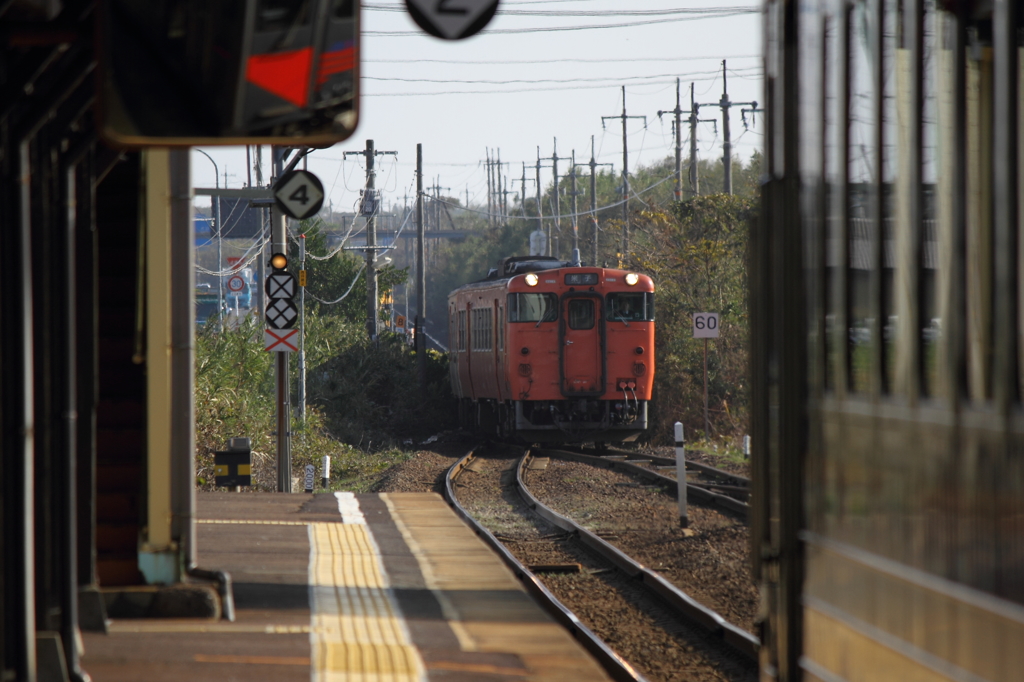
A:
675 421 688 527
743 434 751 460
321 455 331 489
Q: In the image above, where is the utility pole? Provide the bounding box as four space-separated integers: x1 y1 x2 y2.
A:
659 80 716 199
495 149 504 223
602 86 646 259
538 142 562 257
485 149 493 227
584 135 614 267
535 147 548 254
516 162 536 220
701 61 757 195
416 144 427 396
659 79 685 202
550 140 561 258
343 139 398 339
252 146 267 318
568 150 582 264
500 177 515 225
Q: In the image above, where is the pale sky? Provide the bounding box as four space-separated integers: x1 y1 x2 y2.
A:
191 0 763 215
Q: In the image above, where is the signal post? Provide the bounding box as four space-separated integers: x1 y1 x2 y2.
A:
268 158 324 492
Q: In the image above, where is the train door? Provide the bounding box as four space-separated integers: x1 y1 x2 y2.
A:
559 294 604 395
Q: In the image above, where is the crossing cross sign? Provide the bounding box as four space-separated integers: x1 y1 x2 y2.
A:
404 0 500 40
265 272 297 299
265 328 299 352
266 299 298 329
274 170 324 220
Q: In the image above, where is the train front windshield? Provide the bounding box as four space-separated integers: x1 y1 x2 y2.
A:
606 293 654 322
508 293 558 322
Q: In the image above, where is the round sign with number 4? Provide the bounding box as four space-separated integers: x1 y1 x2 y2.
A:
274 170 325 220
692 312 720 338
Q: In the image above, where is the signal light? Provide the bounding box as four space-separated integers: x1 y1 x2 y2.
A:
270 253 288 271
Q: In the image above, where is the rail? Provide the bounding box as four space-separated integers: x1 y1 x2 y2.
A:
519 451 759 661
444 445 650 682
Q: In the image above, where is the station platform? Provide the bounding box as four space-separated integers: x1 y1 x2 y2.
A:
82 491 613 681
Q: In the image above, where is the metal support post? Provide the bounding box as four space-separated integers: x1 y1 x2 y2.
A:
586 136 613 266
272 148 291 492
416 144 427 395
700 61 757 196
602 86 646 259
297 234 306 423
343 140 398 340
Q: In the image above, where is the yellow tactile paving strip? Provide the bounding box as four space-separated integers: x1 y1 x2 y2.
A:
308 521 426 682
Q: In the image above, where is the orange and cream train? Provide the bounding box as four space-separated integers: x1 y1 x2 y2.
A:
448 256 654 443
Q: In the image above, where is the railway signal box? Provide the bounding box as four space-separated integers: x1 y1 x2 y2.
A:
214 438 252 487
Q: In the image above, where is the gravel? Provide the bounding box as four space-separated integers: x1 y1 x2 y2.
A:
370 437 758 682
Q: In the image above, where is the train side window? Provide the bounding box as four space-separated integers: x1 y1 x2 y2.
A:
457 310 466 352
498 306 504 351
823 11 844 392
568 300 595 330
920 5 956 399
847 0 879 394
880 0 898 392
507 293 558 322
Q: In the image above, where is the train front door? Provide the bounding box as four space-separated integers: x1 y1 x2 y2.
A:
560 295 603 395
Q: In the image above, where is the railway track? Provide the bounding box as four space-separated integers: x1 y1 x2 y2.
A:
542 446 750 518
578 445 750 500
445 444 757 682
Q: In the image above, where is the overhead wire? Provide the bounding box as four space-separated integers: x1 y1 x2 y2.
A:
364 54 759 66
364 10 758 35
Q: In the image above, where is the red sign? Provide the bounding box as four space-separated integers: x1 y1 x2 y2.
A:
264 329 299 353
227 257 243 270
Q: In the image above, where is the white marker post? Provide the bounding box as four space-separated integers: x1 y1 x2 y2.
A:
304 464 315 494
743 435 751 460
675 421 688 528
321 455 331 489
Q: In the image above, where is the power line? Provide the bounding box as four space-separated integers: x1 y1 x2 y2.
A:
364 11 759 35
364 54 759 66
363 67 760 86
363 4 758 17
365 73 762 97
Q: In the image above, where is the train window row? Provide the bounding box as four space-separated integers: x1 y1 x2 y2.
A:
471 308 494 352
807 0 1024 403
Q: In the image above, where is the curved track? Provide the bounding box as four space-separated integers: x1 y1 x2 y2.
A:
445 444 758 682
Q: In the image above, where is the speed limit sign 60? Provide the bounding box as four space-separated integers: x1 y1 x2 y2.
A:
693 312 720 338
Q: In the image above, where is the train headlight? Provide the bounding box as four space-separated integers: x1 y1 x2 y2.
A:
625 272 639 286
525 273 539 286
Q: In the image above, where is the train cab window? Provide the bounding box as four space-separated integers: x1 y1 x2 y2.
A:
606 293 654 322
567 300 595 330
508 293 558 323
